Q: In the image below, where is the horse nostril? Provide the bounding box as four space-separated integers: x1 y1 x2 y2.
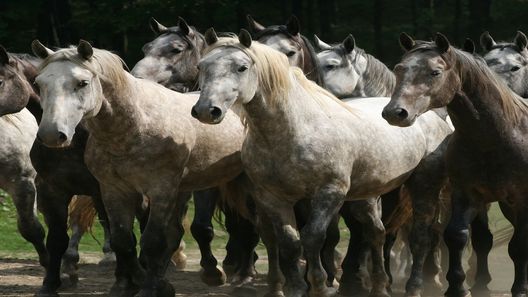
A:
210 107 222 119
58 132 67 142
191 106 198 119
395 108 408 119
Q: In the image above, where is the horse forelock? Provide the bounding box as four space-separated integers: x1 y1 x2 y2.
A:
38 47 130 95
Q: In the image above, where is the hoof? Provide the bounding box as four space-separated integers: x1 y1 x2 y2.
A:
368 289 391 297
513 294 527 297
110 279 140 297
263 292 285 297
232 285 259 297
310 286 338 297
200 266 227 286
444 288 471 297
170 250 187 271
231 274 256 287
222 263 237 276
135 281 175 297
59 273 78 289
34 288 60 297
99 252 117 265
339 282 369 297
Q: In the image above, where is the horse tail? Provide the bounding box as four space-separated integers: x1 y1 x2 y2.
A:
385 186 413 234
68 195 97 233
217 173 253 221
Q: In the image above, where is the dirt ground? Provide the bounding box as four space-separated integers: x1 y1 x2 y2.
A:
0 241 516 297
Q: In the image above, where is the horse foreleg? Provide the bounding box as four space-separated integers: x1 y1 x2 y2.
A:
468 207 493 296
444 189 477 297
499 202 528 297
301 187 344 297
137 189 191 297
191 188 227 286
103 186 144 297
35 179 70 297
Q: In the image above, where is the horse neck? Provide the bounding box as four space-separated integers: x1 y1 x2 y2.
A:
358 52 395 97
14 55 43 122
299 35 324 86
242 76 311 140
447 53 528 145
84 73 142 142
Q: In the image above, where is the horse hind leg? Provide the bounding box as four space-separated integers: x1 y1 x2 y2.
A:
191 188 227 286
7 176 47 268
91 193 118 265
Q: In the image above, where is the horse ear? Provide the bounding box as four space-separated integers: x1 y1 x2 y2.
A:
178 17 191 36
31 39 54 59
246 15 265 33
205 28 218 46
343 34 356 53
399 32 415 51
313 35 331 50
239 29 252 48
286 15 300 36
0 45 11 66
514 31 528 50
435 32 450 53
77 40 93 60
150 17 168 35
463 38 476 54
479 31 496 52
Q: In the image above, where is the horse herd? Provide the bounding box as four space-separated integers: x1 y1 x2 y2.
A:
1 14 528 297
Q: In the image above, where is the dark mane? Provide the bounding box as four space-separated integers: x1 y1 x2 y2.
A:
407 41 528 124
254 25 325 87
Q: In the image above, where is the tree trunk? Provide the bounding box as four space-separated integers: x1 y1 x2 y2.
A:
468 0 492 39
374 0 384 60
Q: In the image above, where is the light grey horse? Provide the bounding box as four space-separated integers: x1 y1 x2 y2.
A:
32 40 248 297
480 31 528 98
0 109 44 267
192 29 452 297
314 34 395 98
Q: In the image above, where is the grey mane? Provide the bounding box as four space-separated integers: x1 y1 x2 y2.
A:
354 48 395 97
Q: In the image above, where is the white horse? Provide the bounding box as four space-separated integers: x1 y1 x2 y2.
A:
32 40 247 297
192 29 452 297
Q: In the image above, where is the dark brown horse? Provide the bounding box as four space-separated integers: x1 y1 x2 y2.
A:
383 32 528 297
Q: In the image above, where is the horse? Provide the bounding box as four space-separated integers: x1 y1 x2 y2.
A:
192 29 452 297
382 32 528 297
0 46 123 296
247 15 324 86
248 16 400 295
132 17 259 287
32 39 249 297
480 31 528 98
131 17 205 92
0 68 44 283
314 34 395 98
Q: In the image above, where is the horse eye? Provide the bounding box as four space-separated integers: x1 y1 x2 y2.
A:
238 65 248 72
325 65 336 71
286 51 296 57
511 66 521 72
78 80 89 87
171 48 182 54
0 80 3 86
431 70 441 77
